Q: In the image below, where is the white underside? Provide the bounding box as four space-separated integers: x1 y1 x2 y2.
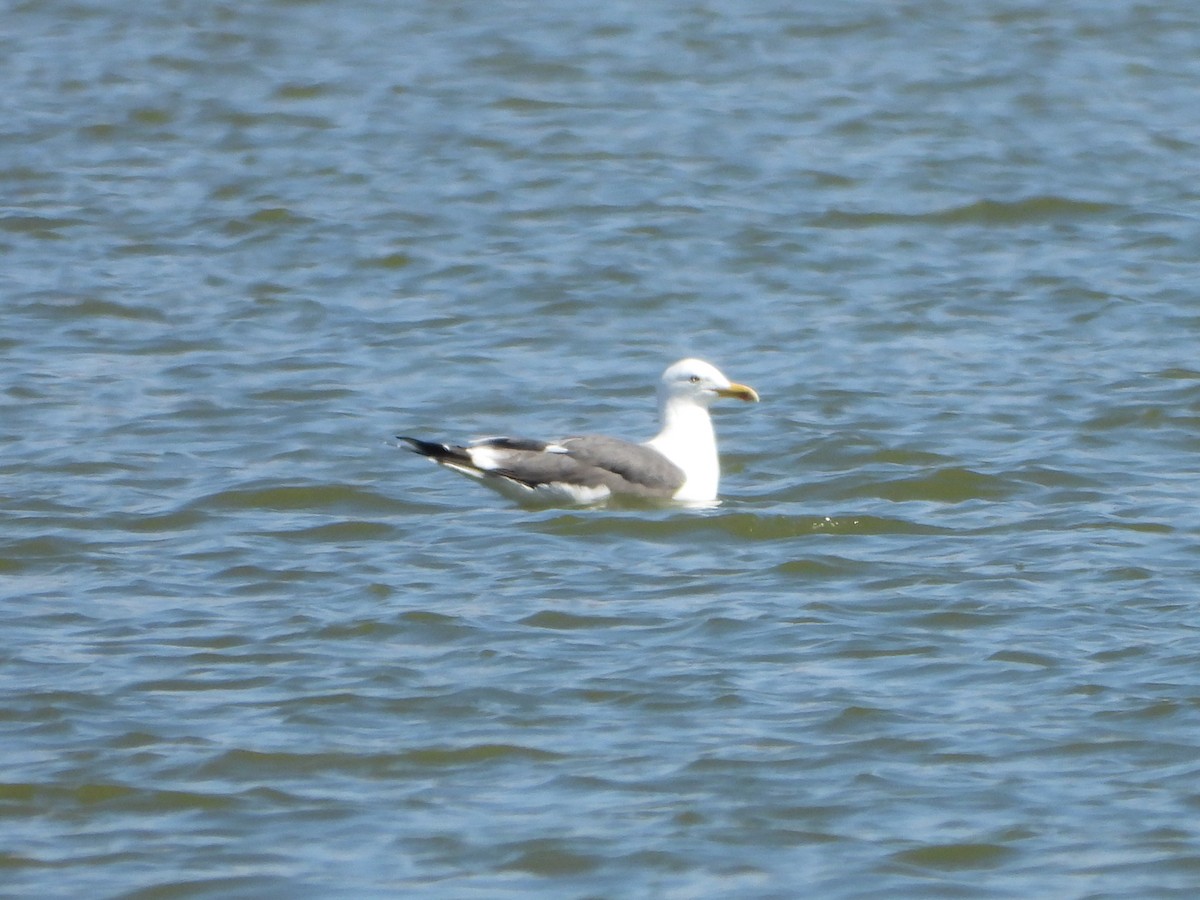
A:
437 459 611 506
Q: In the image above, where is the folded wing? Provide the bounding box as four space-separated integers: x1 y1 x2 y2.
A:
397 434 685 501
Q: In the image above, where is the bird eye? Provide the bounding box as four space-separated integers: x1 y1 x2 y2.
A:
689 375 701 383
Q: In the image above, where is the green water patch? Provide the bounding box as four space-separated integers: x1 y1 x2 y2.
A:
0 780 239 814
536 512 951 541
892 841 1017 871
500 838 603 876
817 196 1120 228
111 509 209 534
841 467 1018 504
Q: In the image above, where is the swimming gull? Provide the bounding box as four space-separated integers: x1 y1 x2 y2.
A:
397 358 759 505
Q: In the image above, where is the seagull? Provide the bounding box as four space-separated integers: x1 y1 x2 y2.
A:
397 358 759 506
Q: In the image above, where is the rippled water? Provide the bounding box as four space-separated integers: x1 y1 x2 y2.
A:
5 1 1200 897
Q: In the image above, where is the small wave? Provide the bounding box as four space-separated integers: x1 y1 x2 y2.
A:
262 520 399 542
519 609 665 630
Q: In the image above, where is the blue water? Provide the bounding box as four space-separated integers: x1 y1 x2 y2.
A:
4 1 1200 897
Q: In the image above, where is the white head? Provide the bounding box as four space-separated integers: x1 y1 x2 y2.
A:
658 358 759 408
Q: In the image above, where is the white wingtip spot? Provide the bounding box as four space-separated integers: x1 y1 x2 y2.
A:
465 445 504 471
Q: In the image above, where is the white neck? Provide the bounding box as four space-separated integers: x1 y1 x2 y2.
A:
645 395 720 501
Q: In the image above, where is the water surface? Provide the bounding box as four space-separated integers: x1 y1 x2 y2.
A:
4 1 1200 897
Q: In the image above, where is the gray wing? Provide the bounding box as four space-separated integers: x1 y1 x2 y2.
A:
558 436 685 494
483 434 685 497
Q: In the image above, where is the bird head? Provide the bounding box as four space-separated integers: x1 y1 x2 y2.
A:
659 358 759 408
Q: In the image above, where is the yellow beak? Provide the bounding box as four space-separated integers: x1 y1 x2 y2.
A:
716 382 759 402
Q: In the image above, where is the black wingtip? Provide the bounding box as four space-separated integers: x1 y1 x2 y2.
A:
396 435 443 456
396 436 474 466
